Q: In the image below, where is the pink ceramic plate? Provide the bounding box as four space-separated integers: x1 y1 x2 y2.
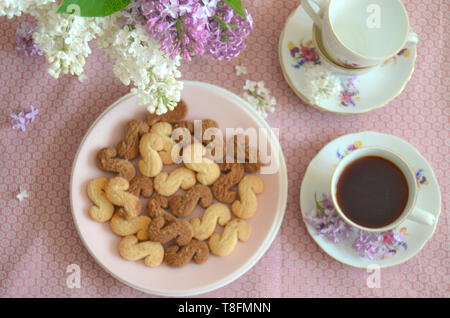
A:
70 81 288 296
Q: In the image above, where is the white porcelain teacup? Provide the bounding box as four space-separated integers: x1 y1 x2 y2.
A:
312 24 377 76
303 0 418 68
330 147 435 232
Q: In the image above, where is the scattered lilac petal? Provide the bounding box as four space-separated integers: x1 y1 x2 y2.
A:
16 188 29 202
10 105 39 132
235 64 247 76
16 22 44 57
24 105 39 123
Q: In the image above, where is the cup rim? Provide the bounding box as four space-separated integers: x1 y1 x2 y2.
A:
325 0 411 61
330 146 419 232
312 24 377 72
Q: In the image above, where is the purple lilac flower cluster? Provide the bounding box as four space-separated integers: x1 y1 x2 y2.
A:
304 193 353 244
205 2 253 60
16 22 44 57
10 105 39 132
306 193 408 260
353 229 408 260
134 0 253 60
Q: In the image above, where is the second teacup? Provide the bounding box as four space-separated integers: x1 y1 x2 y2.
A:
330 146 435 232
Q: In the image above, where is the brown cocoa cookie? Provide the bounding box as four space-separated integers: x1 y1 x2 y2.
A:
96 147 136 181
204 136 226 163
212 162 245 203
169 185 213 218
117 119 149 160
147 216 193 246
164 240 209 268
146 196 176 223
201 119 219 145
173 120 194 134
226 134 263 173
146 99 188 126
128 176 153 198
243 161 262 173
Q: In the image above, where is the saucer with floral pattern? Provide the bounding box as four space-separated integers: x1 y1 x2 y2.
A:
279 4 417 114
299 131 441 268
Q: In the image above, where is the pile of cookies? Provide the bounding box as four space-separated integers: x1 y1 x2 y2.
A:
87 100 264 268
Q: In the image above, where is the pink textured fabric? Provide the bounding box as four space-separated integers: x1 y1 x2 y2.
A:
0 0 448 298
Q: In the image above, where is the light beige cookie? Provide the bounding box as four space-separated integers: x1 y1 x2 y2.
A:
153 166 196 196
151 122 176 165
190 203 231 241
208 219 251 257
183 143 220 186
138 132 164 177
110 213 150 241
231 175 264 219
118 235 164 267
104 177 141 220
87 177 114 222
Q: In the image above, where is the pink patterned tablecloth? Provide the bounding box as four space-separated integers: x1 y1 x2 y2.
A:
0 0 448 298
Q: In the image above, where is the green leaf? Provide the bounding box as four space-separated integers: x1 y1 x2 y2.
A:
56 0 130 17
222 0 247 18
314 193 325 216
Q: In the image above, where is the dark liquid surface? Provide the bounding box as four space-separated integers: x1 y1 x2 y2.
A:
336 156 409 229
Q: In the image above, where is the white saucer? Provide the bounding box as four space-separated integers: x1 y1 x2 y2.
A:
279 4 417 114
299 131 441 268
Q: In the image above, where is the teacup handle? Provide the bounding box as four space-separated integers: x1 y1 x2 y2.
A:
407 31 419 44
407 207 435 226
302 0 327 28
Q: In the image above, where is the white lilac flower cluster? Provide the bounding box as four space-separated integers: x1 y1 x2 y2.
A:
304 64 342 105
32 2 104 78
243 80 276 119
0 0 182 114
0 0 55 19
98 13 183 114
